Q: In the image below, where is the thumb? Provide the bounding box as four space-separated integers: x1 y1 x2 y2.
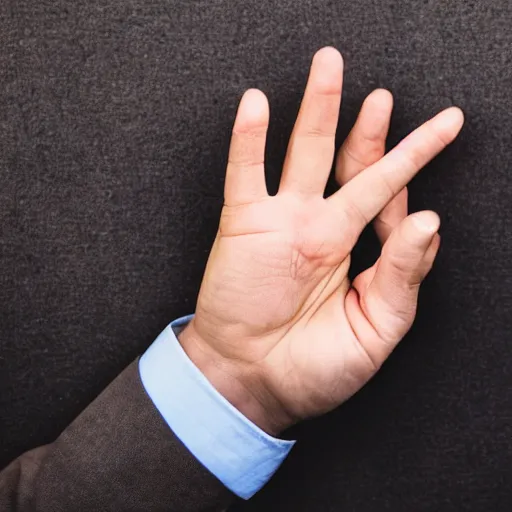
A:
351 211 440 362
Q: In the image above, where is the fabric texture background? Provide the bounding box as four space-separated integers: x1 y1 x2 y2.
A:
0 1 511 511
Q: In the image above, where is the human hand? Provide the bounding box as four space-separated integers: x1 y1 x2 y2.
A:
179 47 464 435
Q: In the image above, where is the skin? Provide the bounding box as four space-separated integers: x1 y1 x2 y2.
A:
179 47 464 436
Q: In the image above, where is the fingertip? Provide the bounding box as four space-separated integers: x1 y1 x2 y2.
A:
434 106 465 141
313 46 344 67
410 210 440 235
450 106 465 126
234 89 270 132
351 89 394 145
366 88 394 111
242 88 268 101
309 47 344 93
446 106 465 134
240 88 269 112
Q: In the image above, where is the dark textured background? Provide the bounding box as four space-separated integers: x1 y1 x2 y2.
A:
1 1 511 510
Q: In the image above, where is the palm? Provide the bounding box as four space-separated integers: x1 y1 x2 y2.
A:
198 191 379 418
186 48 463 429
212 194 347 331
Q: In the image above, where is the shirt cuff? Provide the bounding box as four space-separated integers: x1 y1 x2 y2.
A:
138 315 295 499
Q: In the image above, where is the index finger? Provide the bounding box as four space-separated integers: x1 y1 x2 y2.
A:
329 107 464 238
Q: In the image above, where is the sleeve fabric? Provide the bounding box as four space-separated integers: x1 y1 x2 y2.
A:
0 361 234 512
139 315 295 500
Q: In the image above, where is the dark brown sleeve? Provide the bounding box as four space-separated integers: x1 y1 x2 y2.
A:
0 361 235 512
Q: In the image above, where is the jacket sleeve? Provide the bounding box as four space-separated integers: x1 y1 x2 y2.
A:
0 361 235 512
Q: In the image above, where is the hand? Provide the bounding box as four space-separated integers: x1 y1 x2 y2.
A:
179 47 464 436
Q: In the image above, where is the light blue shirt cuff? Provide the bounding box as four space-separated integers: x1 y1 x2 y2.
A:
139 315 295 499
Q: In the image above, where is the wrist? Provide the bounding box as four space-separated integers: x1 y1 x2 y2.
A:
177 321 293 437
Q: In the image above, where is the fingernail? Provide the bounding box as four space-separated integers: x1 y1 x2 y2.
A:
411 212 440 234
